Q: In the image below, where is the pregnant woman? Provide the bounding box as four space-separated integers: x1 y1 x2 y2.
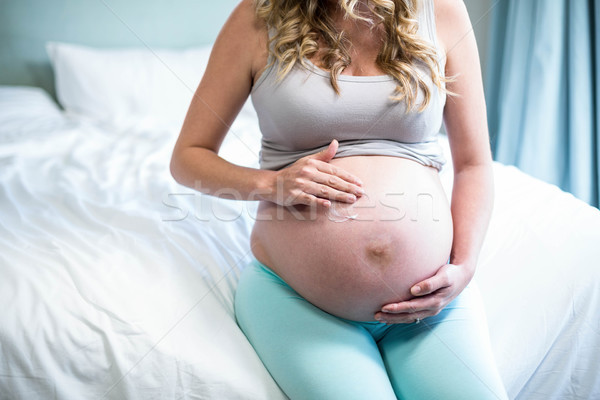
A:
171 0 509 398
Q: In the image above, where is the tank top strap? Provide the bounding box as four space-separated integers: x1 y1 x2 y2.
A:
417 0 446 70
417 0 439 47
266 25 278 59
251 25 279 93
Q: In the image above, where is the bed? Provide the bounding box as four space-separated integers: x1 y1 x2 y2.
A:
1 4 600 400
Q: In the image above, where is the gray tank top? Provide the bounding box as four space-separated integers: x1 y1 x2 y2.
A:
250 0 447 171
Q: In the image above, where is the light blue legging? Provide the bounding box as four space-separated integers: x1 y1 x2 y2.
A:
234 258 509 400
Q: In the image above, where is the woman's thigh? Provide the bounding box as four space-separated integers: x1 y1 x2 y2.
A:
378 283 509 400
234 258 397 400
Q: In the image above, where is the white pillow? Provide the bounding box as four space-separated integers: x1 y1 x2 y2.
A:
45 41 213 130
45 41 263 168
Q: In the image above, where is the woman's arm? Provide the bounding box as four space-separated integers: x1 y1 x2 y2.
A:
170 0 274 200
442 0 494 276
170 0 363 206
375 0 493 323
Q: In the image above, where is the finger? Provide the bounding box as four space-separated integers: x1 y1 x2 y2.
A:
304 181 358 204
375 312 430 325
314 160 363 186
310 171 364 196
291 191 330 208
379 295 444 314
308 139 338 163
410 268 451 296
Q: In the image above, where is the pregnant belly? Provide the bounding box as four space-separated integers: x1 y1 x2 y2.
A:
250 155 453 321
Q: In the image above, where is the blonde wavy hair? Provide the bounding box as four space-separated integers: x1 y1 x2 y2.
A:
254 0 456 113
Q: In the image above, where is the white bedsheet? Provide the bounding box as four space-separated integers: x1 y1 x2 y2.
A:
1 86 599 400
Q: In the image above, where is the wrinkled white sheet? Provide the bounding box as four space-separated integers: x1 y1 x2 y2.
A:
0 86 599 400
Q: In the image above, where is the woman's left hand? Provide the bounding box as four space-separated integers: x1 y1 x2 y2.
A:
374 263 474 324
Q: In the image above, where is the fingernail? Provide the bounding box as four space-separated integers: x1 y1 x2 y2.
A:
324 201 331 207
412 285 421 294
348 194 356 202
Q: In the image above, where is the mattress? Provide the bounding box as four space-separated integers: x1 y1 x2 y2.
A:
0 85 599 400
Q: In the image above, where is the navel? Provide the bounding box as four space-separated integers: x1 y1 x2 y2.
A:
364 237 394 269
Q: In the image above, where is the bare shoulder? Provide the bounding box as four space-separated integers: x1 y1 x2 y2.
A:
173 0 269 154
213 0 269 83
432 0 472 57
218 0 267 51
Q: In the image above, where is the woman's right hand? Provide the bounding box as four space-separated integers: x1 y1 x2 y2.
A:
268 139 365 207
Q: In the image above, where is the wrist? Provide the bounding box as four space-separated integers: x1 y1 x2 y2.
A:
450 256 477 277
253 169 278 202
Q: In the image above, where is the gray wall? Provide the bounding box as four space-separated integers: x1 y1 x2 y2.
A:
463 0 493 82
0 0 493 98
0 0 240 100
